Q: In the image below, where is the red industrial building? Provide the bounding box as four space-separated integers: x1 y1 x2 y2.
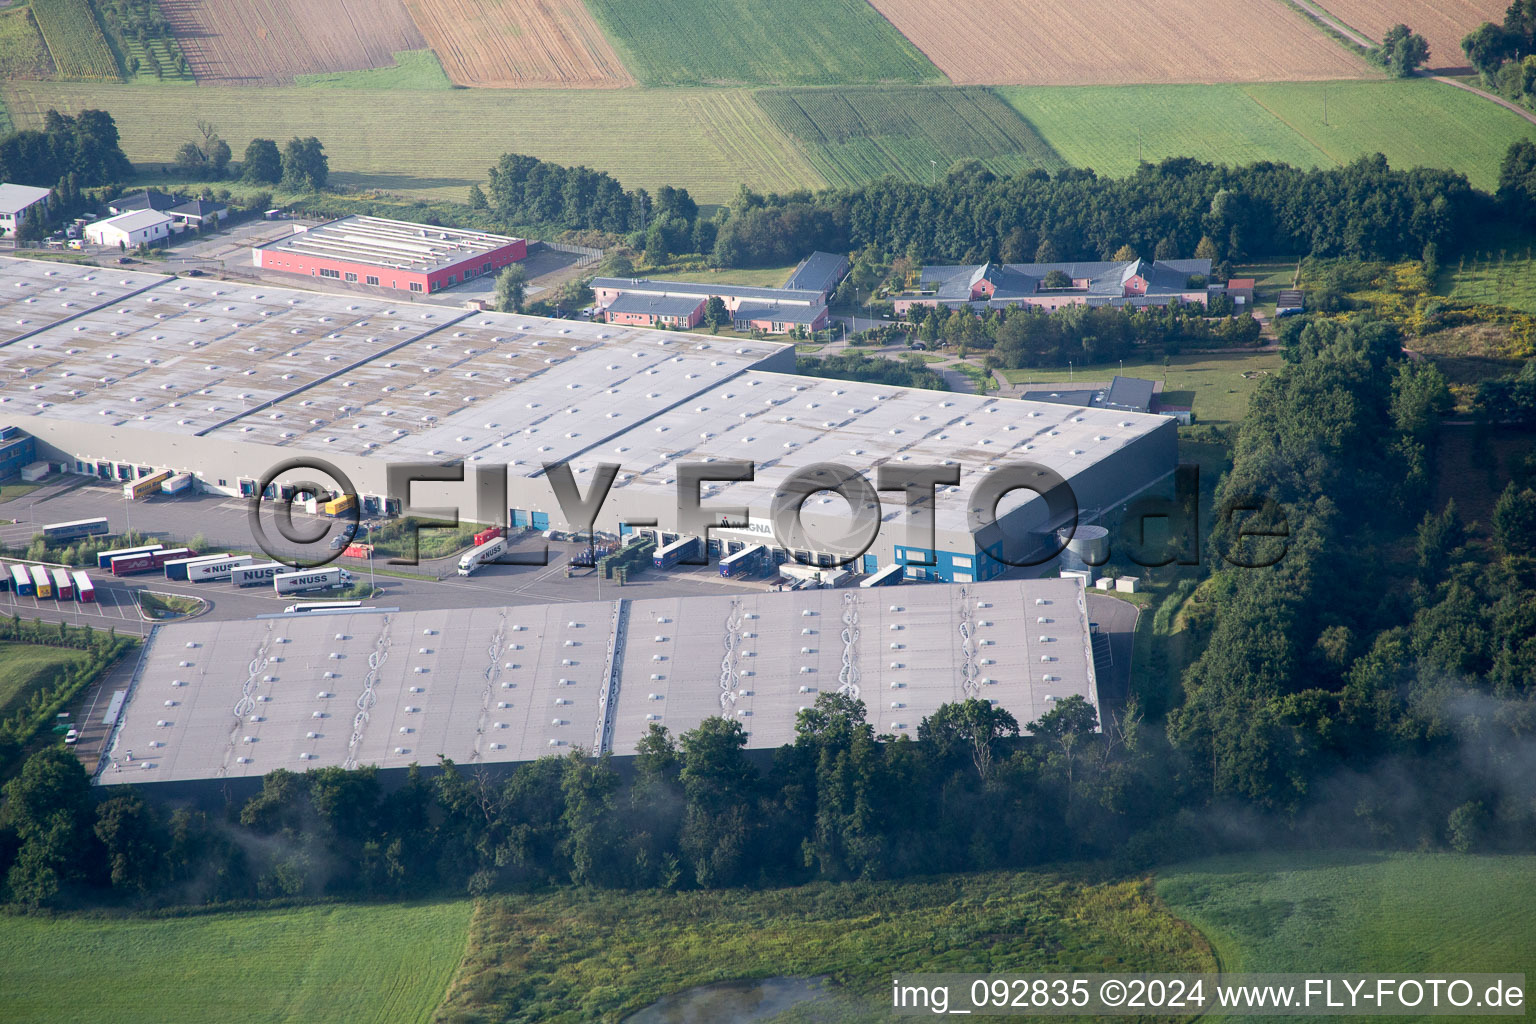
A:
253 215 526 295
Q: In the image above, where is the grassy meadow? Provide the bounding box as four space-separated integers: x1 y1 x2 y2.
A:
0 640 90 719
1001 350 1284 425
756 85 1067 187
1444 248 1536 313
0 7 54 82
1158 852 1536 985
293 50 451 90
0 900 473 1024
583 0 940 87
1002 78 1536 191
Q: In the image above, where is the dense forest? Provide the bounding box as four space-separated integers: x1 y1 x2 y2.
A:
477 147 1528 271
4 337 1533 908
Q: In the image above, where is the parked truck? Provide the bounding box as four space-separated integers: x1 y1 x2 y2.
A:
233 561 289 587
186 555 255 583
322 494 357 517
473 526 505 546
109 547 195 577
273 567 353 595
457 536 507 576
160 473 194 496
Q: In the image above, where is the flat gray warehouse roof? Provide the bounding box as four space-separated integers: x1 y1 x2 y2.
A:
100 577 1096 785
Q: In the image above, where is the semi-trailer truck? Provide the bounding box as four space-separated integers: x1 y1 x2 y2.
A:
457 536 507 576
272 567 353 595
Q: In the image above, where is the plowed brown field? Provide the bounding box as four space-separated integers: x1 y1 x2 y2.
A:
402 0 632 87
159 0 427 84
866 0 1371 85
1317 0 1505 70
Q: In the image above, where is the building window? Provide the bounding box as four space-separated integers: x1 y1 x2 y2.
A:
410 282 423 292
482 262 492 274
319 268 340 279
365 275 379 286
344 272 357 283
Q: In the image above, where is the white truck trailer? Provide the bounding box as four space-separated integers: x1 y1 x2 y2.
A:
457 536 507 576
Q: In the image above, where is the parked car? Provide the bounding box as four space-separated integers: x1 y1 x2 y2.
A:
185 268 204 277
116 257 135 264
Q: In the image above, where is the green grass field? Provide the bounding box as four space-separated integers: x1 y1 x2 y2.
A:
29 0 119 81
1002 79 1536 192
584 0 939 87
0 641 90 720
294 50 451 90
439 872 1215 1022
1001 350 1282 425
1444 249 1536 312
0 900 472 1024
756 86 1067 187
1159 852 1536 995
0 81 826 204
0 7 54 81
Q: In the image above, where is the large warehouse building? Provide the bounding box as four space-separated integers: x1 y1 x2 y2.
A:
253 216 526 295
97 576 1097 789
0 256 1175 581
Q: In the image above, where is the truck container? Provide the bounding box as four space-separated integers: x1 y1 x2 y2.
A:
123 469 172 500
342 543 374 559
719 544 767 578
30 565 52 599
653 536 699 570
273 567 353 595
72 571 95 603
51 567 73 600
97 544 163 570
160 473 194 496
323 494 356 517
473 526 505 546
163 553 229 581
109 547 195 577
233 561 289 587
187 555 255 583
41 517 110 543
458 536 507 576
11 564 33 596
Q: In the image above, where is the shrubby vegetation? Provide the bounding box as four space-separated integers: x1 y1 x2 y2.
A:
1464 1 1536 109
795 351 945 390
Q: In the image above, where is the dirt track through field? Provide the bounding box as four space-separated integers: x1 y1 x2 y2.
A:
402 0 632 87
866 0 1372 85
1312 0 1505 70
159 0 426 84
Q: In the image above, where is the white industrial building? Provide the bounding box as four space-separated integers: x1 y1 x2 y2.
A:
84 210 174 248
0 256 1175 581
0 183 51 238
98 576 1097 788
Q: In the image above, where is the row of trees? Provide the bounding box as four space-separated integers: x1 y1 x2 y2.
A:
478 153 700 237
174 128 328 190
905 299 1261 368
1463 2 1536 116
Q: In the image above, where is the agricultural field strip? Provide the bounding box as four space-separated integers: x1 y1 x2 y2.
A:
0 8 56 80
159 0 426 84
753 86 1066 187
401 0 632 88
1307 0 1506 68
864 0 1370 86
582 0 940 87
29 0 119 81
0 81 825 203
